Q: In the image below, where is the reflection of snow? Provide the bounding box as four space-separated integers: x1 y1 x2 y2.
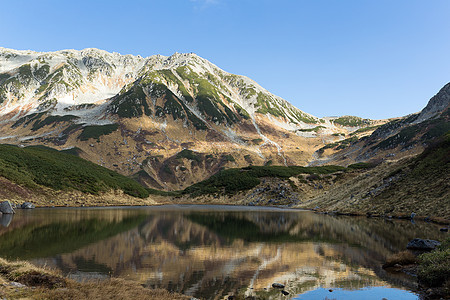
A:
245 245 281 297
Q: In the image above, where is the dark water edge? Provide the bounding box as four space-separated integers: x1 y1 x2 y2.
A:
0 205 446 299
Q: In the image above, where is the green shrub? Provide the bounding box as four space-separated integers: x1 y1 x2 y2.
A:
176 149 201 162
418 238 450 287
183 164 347 196
252 138 263 145
333 116 371 127
347 162 375 170
110 85 151 118
297 126 325 133
78 124 119 141
223 154 235 162
146 188 181 197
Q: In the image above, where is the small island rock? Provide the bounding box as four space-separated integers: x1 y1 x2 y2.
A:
0 201 15 214
21 202 35 209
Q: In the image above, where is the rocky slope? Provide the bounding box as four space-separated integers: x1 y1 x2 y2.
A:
0 47 383 190
311 83 450 167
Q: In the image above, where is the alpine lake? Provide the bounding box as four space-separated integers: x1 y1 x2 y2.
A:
0 205 446 299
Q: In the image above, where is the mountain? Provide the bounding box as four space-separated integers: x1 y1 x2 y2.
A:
311 83 450 166
0 47 384 190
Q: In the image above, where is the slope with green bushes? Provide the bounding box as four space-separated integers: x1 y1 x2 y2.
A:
0 144 149 198
183 164 372 197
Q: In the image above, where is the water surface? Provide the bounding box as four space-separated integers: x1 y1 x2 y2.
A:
0 205 445 299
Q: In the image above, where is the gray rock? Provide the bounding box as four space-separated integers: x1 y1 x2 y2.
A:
0 213 13 227
272 283 285 289
21 202 35 209
0 201 15 214
407 238 441 250
10 282 26 288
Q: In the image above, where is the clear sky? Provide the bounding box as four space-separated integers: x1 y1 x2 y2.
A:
1 0 449 119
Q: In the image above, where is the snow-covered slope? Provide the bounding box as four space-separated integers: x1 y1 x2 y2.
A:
0 48 325 130
0 47 146 119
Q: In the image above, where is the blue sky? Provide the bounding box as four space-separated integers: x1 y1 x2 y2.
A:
1 0 449 119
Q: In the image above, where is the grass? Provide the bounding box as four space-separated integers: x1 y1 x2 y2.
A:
0 144 149 198
78 124 119 141
0 257 189 300
382 251 417 268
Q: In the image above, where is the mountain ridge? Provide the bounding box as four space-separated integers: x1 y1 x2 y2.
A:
1 47 446 192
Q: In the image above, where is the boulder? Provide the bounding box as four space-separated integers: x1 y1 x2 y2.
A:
406 238 441 250
272 283 285 289
0 201 15 214
21 202 36 209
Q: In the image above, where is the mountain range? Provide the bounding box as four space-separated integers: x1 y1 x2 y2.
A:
0 47 448 195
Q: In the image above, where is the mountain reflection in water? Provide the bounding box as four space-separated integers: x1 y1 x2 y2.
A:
0 206 445 299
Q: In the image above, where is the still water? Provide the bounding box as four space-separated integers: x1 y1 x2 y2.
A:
0 205 445 299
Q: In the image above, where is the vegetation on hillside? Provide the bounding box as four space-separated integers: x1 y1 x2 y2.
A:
182 164 374 197
418 238 450 292
109 83 151 118
349 125 381 136
0 144 148 198
78 124 119 141
332 116 372 127
372 130 450 211
318 136 359 152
